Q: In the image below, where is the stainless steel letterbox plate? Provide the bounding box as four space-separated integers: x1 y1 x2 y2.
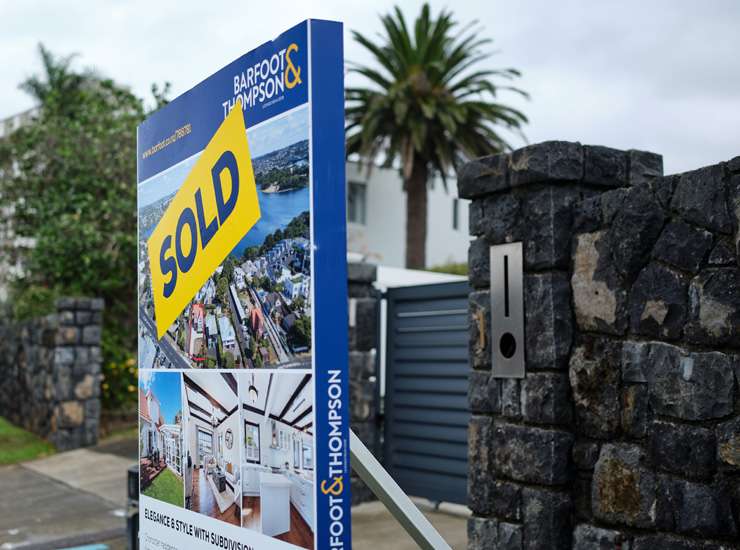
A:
490 242 525 378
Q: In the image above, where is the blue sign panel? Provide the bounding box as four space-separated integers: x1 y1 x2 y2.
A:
137 20 351 550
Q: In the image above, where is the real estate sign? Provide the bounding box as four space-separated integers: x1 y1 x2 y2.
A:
136 20 351 550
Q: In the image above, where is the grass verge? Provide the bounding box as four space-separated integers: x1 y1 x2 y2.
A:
0 417 55 465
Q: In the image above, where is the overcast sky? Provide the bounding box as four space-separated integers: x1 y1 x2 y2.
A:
2 0 739 174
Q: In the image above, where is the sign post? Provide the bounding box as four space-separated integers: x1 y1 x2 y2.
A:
137 20 351 550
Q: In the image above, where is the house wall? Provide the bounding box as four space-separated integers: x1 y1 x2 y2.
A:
461 141 740 549
346 162 470 268
0 297 103 450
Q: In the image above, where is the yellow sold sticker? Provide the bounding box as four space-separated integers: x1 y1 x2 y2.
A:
148 102 260 339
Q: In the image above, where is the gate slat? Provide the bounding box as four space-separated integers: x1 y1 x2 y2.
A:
384 281 471 505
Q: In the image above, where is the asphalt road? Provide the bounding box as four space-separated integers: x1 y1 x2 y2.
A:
139 306 191 370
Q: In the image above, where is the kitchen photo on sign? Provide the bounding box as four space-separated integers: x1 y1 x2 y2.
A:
138 104 312 370
240 371 314 550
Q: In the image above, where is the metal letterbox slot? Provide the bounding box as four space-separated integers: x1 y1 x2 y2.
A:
490 242 525 378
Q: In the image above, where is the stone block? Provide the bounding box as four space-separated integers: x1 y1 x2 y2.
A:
592 443 656 528
521 372 572 425
468 201 485 236
469 291 491 370
82 325 101 345
607 184 666 282
500 379 521 420
349 379 374 422
55 326 79 346
468 416 494 515
671 164 733 234
54 347 75 366
569 338 621 439
55 297 76 310
572 231 629 335
572 195 603 233
573 474 592 522
651 174 678 210
478 192 524 244
652 220 713 274
646 344 734 420
583 145 628 187
90 298 104 311
485 377 502 416
649 420 715 479
621 340 649 383
468 238 489 289
74 374 97 400
628 149 663 186
491 480 522 522
600 188 629 225
468 370 491 414
467 517 497 550
493 422 574 485
621 384 649 439
497 522 523 549
573 524 629 550
58 310 75 326
629 262 689 340
524 273 573 370
347 262 377 284
75 311 92 325
522 186 583 270
458 153 508 199
632 534 706 550
84 398 101 421
351 298 377 351
75 298 92 310
673 478 737 538
686 268 740 347
509 141 584 187
89 346 102 362
572 441 601 471
56 401 84 428
708 238 736 266
522 487 572 549
717 416 740 470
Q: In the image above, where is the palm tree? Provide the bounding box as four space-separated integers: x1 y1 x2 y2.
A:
346 4 527 269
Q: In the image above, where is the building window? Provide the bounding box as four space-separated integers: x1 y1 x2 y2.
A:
244 421 260 463
452 198 460 230
197 428 212 460
347 181 367 225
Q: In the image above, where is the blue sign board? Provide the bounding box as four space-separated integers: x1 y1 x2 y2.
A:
137 20 351 550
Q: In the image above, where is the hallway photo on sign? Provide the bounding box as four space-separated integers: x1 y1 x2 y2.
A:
182 370 242 526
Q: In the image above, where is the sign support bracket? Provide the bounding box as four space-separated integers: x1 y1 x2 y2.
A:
349 430 452 550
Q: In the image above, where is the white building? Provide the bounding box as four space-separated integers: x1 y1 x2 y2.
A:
345 161 470 269
233 267 247 290
218 315 237 353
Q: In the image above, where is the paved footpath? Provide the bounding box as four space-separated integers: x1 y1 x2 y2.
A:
0 437 136 550
0 434 467 549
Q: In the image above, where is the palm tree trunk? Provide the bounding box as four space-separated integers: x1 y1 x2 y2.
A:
404 160 428 269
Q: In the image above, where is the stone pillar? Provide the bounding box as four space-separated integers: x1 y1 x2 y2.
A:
460 142 663 549
461 141 740 548
0 296 104 451
50 297 104 450
347 262 380 504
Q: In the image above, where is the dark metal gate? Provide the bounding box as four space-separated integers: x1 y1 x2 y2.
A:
383 281 470 505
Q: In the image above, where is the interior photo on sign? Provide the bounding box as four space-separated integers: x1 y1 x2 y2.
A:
182 371 242 526
240 371 314 549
